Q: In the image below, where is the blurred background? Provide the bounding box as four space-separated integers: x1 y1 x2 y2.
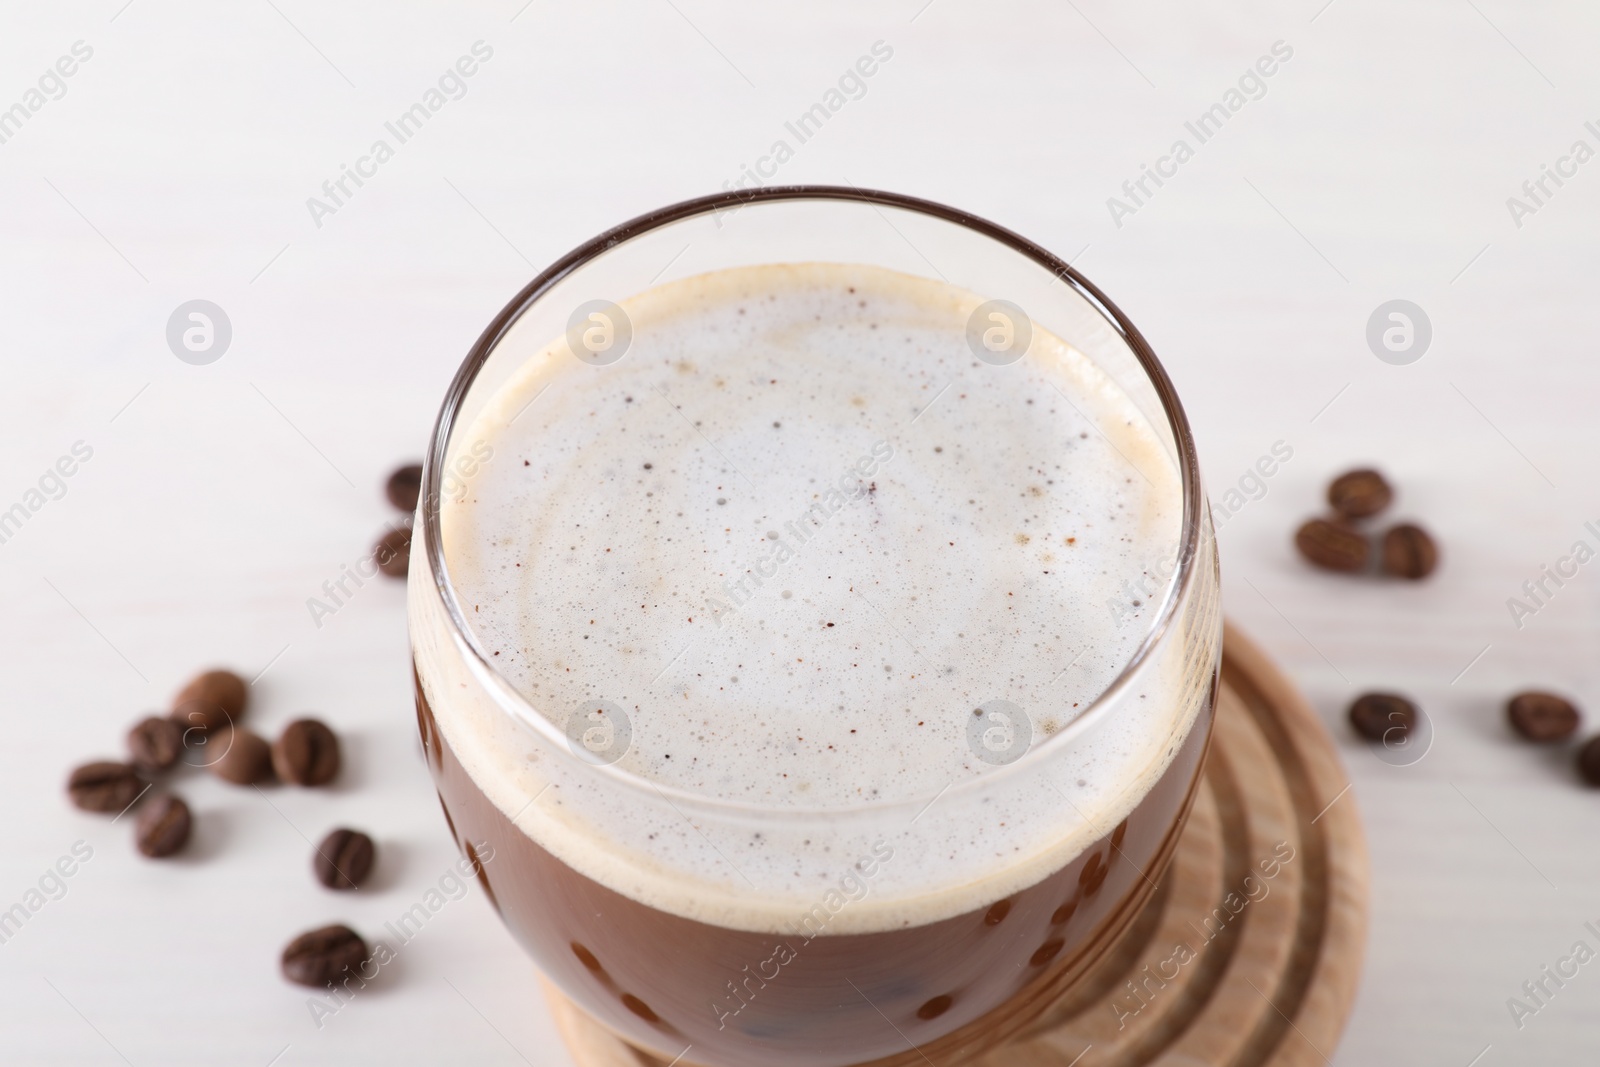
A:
2 1 1598 1063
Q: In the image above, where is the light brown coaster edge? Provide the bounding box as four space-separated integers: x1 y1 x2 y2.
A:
1218 622 1370 1067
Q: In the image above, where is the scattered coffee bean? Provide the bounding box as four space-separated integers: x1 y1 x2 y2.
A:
281 924 369 988
273 719 342 786
1295 519 1369 573
135 794 192 858
207 727 274 785
1507 691 1581 743
314 828 376 890
385 464 423 512
67 761 145 814
374 525 412 579
170 669 248 734
127 716 184 774
1381 523 1439 580
1327 468 1393 520
1349 692 1417 743
1577 737 1600 786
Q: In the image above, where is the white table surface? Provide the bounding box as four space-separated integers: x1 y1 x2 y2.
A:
4 1 1599 1063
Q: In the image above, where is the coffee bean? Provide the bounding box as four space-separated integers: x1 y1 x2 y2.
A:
386 464 423 512
1349 693 1417 743
374 525 412 579
206 727 274 785
127 716 183 774
135 794 191 858
1577 737 1600 786
314 828 375 890
281 924 369 988
67 761 144 813
273 719 342 786
1295 519 1369 573
1507 691 1580 743
1381 523 1439 580
1327 468 1392 520
170 669 248 734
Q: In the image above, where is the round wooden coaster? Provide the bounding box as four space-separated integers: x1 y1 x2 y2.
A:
546 622 1369 1067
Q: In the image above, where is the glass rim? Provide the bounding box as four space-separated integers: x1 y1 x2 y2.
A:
420 184 1206 817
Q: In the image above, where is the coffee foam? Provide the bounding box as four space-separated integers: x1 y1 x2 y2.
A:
414 263 1208 933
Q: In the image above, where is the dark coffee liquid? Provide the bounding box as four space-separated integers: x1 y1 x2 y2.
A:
417 671 1214 1067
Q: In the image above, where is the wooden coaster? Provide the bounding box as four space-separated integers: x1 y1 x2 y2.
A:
547 622 1369 1067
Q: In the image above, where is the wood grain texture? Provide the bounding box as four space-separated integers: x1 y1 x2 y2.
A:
552 623 1369 1067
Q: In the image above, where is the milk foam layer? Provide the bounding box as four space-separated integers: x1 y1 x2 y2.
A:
415 263 1211 932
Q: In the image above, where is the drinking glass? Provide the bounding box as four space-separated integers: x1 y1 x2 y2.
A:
408 187 1221 1067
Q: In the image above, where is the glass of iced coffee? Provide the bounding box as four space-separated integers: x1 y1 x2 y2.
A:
408 187 1221 1067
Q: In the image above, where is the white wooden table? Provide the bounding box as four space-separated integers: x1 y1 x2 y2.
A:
2 2 1596 1063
